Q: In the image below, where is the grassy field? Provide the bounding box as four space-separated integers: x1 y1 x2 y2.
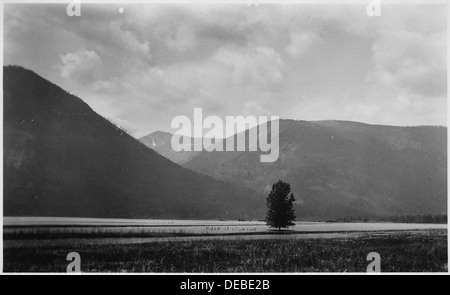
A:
3 230 447 272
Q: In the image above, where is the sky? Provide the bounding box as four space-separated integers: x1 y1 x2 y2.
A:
4 2 447 137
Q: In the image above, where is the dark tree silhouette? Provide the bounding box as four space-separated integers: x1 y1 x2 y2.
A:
265 180 296 230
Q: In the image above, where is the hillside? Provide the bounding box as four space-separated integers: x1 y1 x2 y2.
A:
139 131 201 165
3 66 264 219
179 119 447 219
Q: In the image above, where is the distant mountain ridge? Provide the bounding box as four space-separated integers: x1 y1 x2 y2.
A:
139 131 201 165
3 66 264 219
5 65 446 221
141 120 447 219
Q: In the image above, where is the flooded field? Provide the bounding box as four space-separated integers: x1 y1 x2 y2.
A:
4 216 447 237
3 217 447 272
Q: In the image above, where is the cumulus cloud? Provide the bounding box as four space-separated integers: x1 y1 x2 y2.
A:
285 32 320 57
58 49 103 82
213 46 285 89
368 27 446 98
4 3 447 136
164 24 196 52
107 20 151 57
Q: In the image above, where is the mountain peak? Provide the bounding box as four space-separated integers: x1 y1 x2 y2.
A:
4 66 263 219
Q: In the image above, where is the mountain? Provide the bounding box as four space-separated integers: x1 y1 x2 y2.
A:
178 119 447 219
3 66 264 219
139 131 201 165
8 65 445 221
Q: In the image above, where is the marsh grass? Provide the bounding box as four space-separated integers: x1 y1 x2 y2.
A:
3 231 447 273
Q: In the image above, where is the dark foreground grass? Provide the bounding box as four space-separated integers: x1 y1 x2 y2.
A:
4 231 447 272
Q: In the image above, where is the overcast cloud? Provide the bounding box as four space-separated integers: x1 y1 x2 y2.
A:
4 3 447 137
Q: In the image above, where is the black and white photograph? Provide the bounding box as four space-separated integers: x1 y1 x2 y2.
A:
1 0 448 276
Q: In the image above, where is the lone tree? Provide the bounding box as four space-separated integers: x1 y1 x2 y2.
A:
265 180 296 230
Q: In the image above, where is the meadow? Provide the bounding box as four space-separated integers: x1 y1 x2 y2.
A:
3 230 447 272
3 217 447 273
